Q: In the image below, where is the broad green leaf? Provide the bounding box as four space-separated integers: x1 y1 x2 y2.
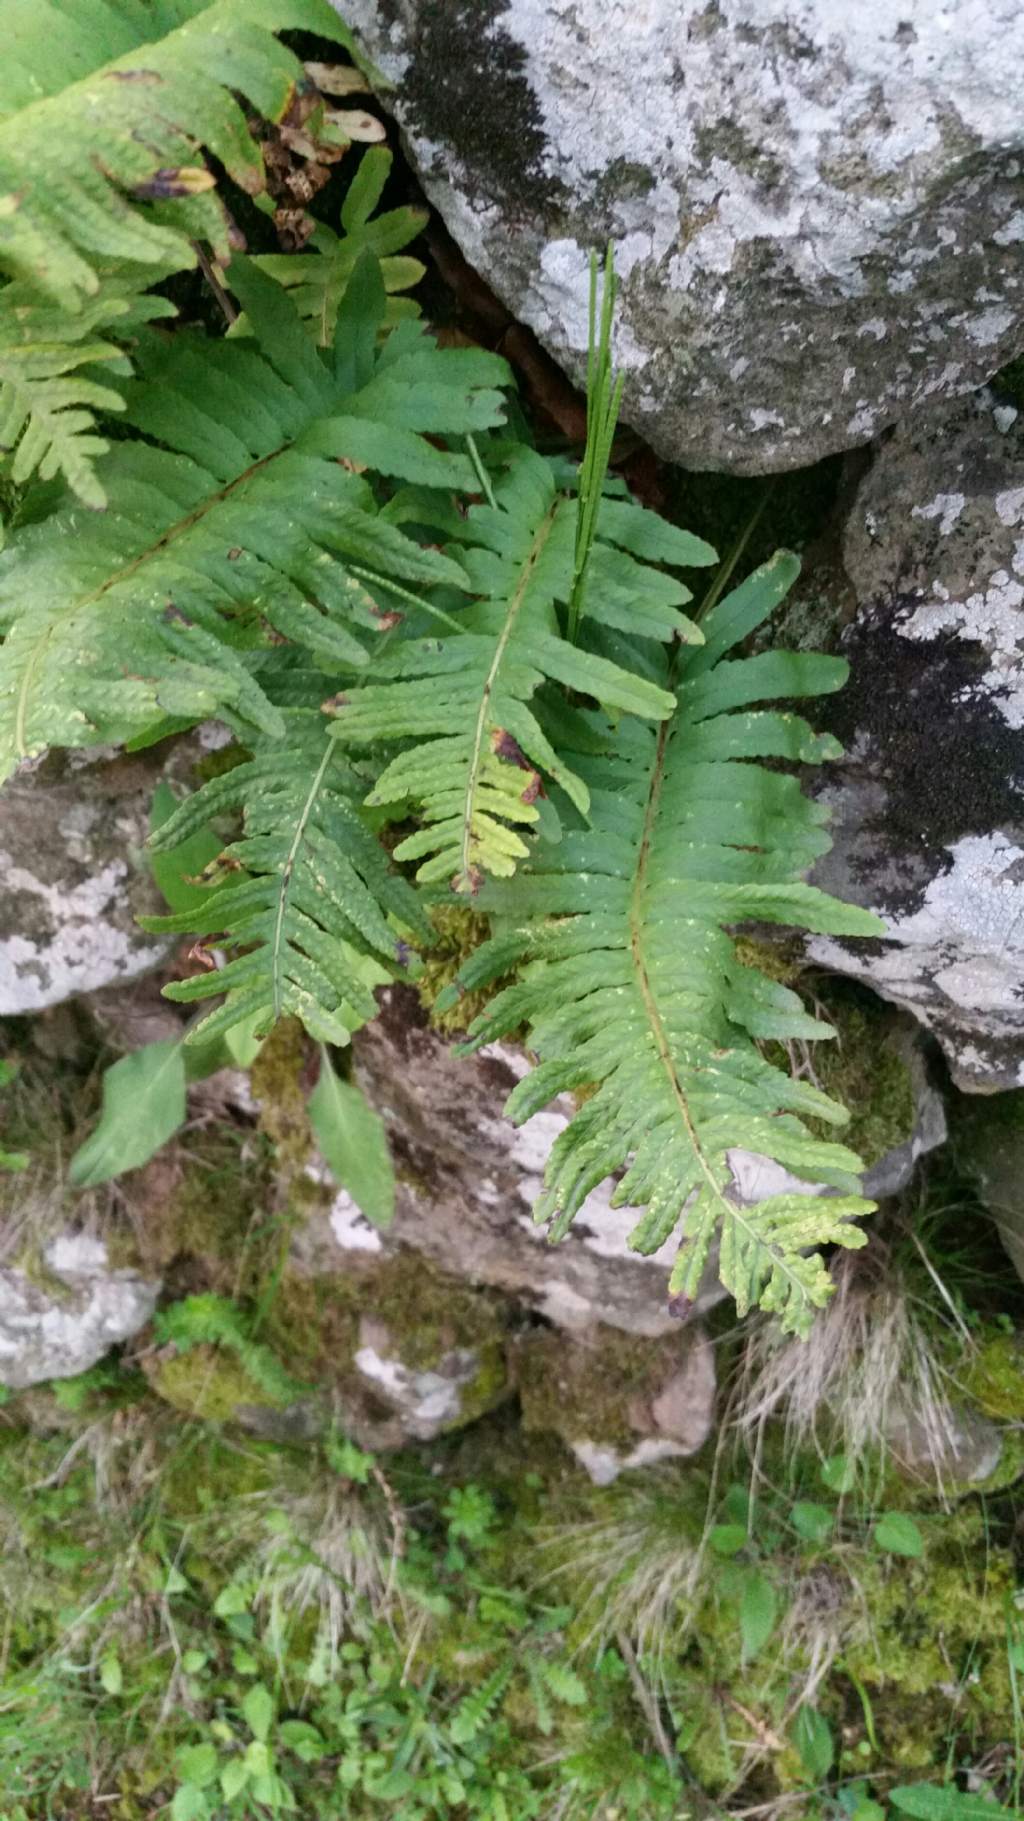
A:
873 1512 924 1559
241 1683 274 1744
739 1566 777 1663
792 1704 834 1781
213 1583 251 1618
709 1524 748 1558
791 1501 835 1544
171 1785 209 1821
219 1758 249 1801
821 1453 856 1494
175 1744 219 1789
99 1649 123 1696
890 1785 1016 1821
68 1040 186 1186
308 1048 395 1229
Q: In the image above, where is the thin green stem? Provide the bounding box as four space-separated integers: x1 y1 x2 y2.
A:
466 433 498 510
348 565 466 637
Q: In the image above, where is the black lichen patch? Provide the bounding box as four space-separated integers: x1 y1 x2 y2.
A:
395 1 565 217
827 600 1024 912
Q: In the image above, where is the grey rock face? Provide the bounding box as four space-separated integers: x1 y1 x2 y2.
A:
0 749 172 1014
328 989 936 1340
807 390 1024 1089
515 1322 717 1485
339 988 794 1337
0 1233 160 1390
341 0 1024 472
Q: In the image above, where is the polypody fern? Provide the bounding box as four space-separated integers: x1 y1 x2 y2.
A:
0 7 886 1328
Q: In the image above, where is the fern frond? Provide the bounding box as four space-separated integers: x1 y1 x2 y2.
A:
450 1665 512 1745
445 553 885 1337
328 446 716 892
0 258 510 781
0 277 174 506
248 148 427 345
152 1292 305 1402
0 0 352 309
143 711 431 1047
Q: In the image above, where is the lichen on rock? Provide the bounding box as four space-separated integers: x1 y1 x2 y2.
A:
342 0 1024 473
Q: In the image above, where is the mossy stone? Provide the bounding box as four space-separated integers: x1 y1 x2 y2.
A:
964 1333 1024 1419
147 1344 293 1423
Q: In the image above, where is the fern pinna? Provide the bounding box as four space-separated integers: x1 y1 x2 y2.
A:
438 553 883 1337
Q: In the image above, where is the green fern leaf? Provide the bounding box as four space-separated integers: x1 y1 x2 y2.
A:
0 258 510 780
450 1665 512 1745
247 147 427 345
0 277 174 506
328 446 713 892
0 0 352 310
143 712 431 1047
447 552 885 1337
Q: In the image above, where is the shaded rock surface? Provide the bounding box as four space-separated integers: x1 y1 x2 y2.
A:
805 390 1024 1088
0 748 172 1014
339 987 843 1338
515 1323 716 1485
0 1233 159 1390
951 1088 1024 1286
342 0 1024 472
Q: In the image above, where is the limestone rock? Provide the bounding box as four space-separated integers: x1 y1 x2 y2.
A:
515 1322 717 1484
342 988 775 1337
885 1398 1004 1489
336 988 945 1338
0 1233 160 1390
0 749 172 1014
341 0 1024 473
805 390 1024 1089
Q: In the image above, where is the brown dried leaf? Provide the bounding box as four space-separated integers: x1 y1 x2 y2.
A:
305 61 370 96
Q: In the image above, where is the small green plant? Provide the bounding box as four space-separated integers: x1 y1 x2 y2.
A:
153 1292 307 1406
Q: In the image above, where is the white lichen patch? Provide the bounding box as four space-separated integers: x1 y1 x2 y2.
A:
912 491 966 536
0 1235 160 1390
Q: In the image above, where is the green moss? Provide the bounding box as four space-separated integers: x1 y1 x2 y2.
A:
733 933 803 985
764 980 916 1166
964 1333 1024 1419
147 1344 293 1423
515 1328 707 1456
108 1123 279 1296
268 1251 506 1381
249 1016 314 1172
413 903 493 1034
837 1506 1016 1774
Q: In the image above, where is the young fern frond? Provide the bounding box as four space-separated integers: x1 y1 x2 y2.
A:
328 446 716 892
441 553 885 1337
247 148 427 345
0 258 510 782
0 0 353 311
0 277 175 507
144 713 431 1047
